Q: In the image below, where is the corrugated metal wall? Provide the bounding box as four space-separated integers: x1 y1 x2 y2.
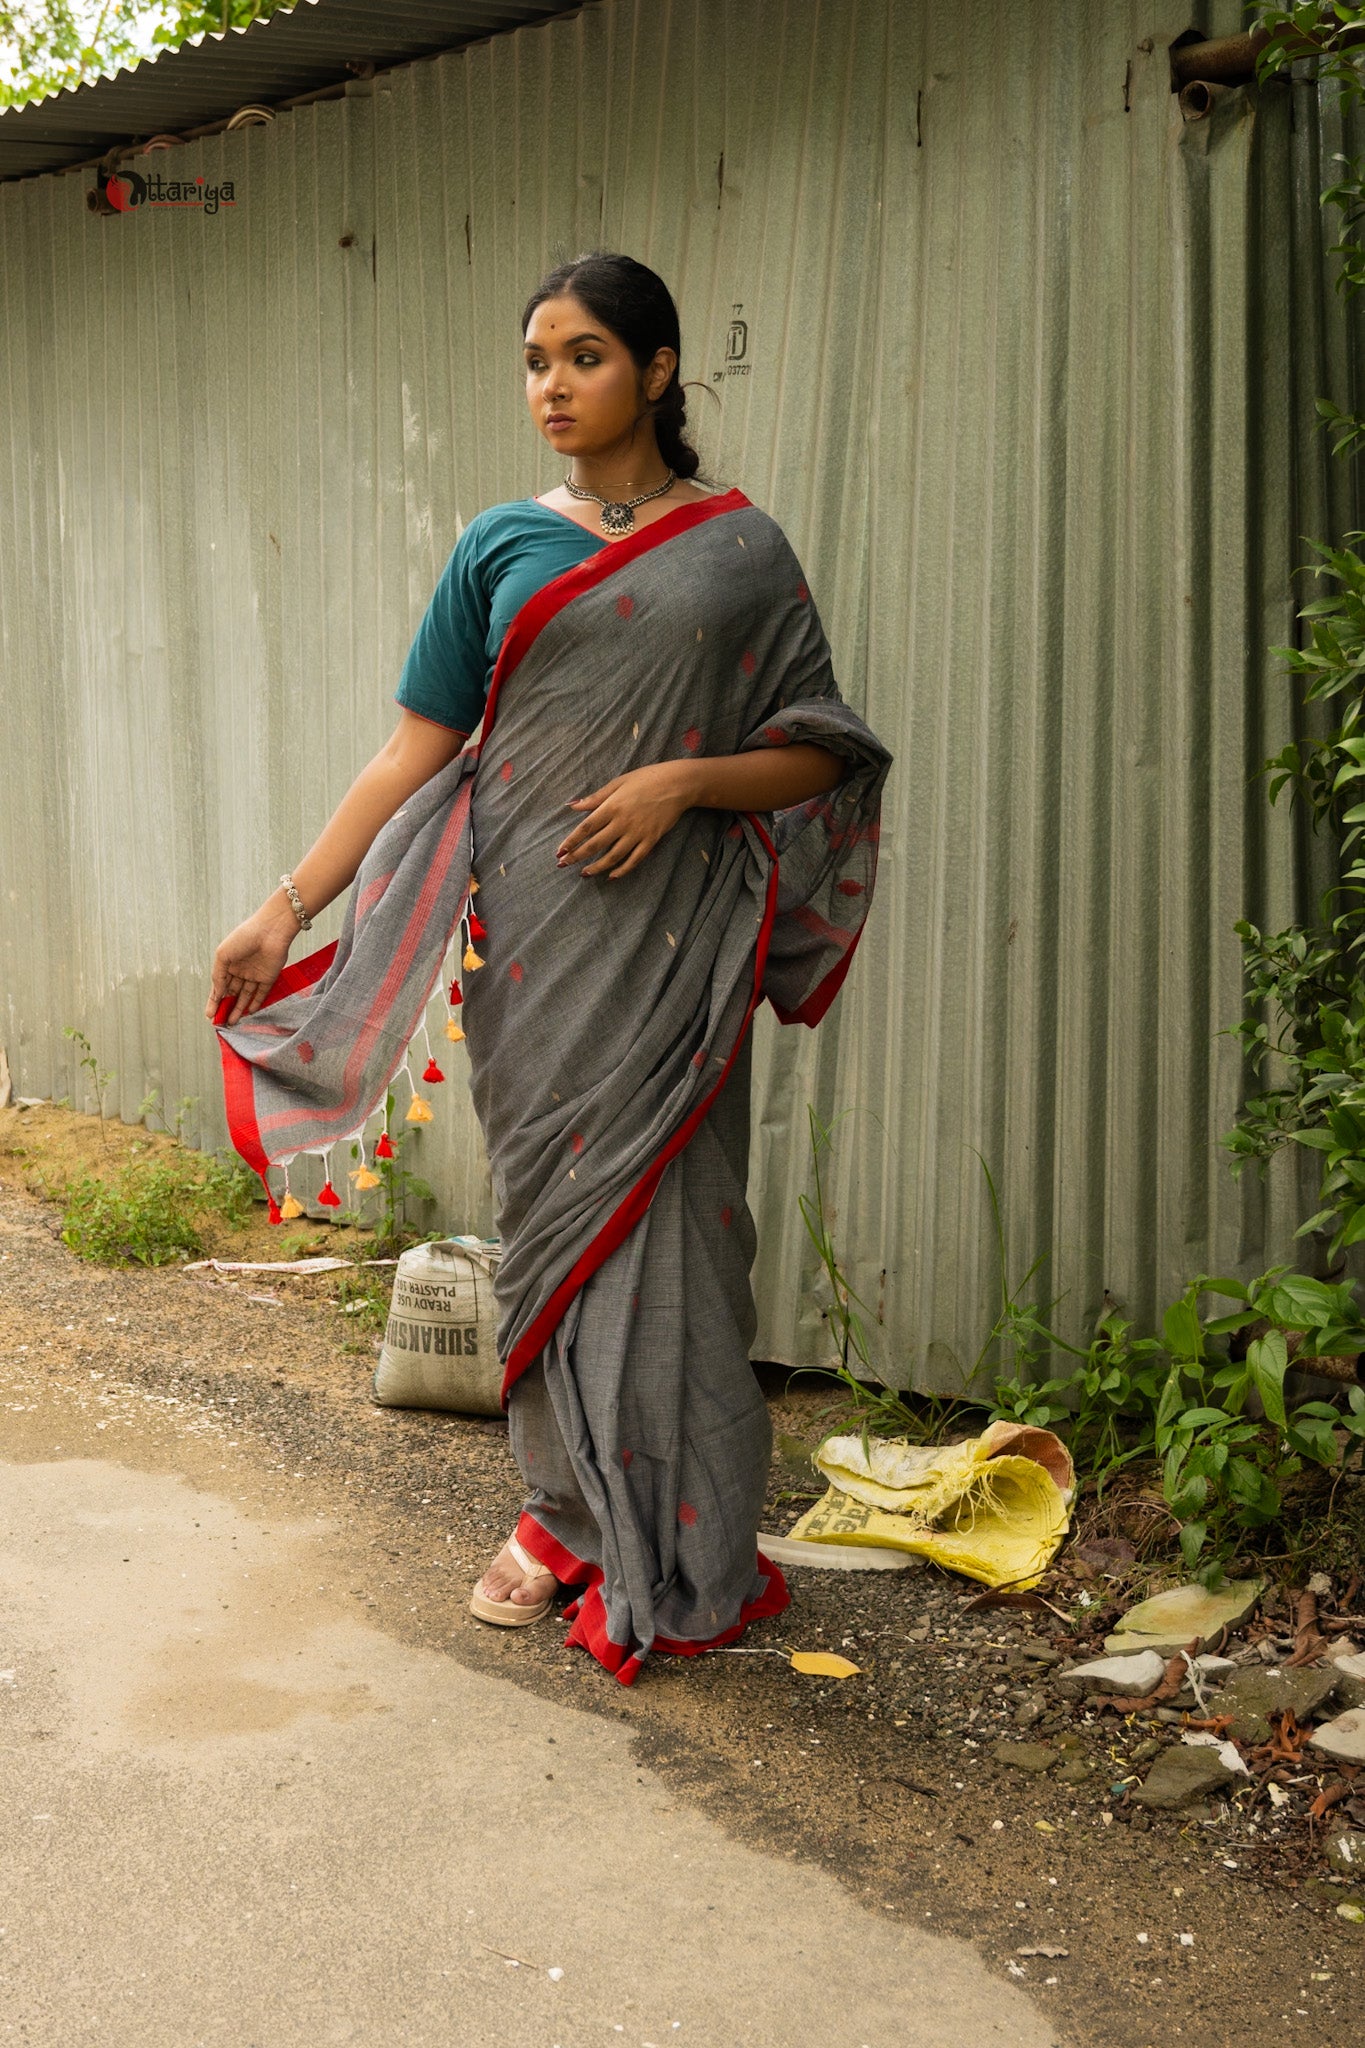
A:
0 0 1356 1386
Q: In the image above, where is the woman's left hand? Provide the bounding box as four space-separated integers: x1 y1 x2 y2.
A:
557 763 694 879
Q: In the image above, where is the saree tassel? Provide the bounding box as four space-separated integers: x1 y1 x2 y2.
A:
467 909 488 942
280 1194 305 1220
463 943 485 972
468 873 479 894
422 1057 445 1084
405 1095 434 1124
448 979 463 1006
374 1132 395 1161
444 1018 465 1043
316 1147 342 1208
267 1194 283 1226
350 1166 381 1192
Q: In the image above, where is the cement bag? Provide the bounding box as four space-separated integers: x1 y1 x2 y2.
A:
786 1421 1074 1589
372 1236 503 1416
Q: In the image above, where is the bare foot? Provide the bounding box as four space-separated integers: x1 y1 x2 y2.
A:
476 1537 556 1607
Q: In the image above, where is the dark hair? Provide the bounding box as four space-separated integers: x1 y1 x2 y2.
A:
521 251 703 480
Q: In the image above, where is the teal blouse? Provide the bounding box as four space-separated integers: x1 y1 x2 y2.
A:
395 499 605 734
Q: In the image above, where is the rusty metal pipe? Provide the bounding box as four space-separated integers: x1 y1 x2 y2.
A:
1178 79 1229 121
1172 18 1365 88
1170 27 1271 87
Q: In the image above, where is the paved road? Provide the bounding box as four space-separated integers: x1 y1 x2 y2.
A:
0 1452 1057 2048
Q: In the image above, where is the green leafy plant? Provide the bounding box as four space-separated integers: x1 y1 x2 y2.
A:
60 1149 254 1265
362 1096 434 1256
333 1269 391 1353
1225 14 1365 1252
63 1026 113 1147
136 1086 199 1144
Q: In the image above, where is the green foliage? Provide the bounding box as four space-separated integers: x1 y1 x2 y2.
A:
333 1269 390 1353
1 4 289 111
358 1096 434 1256
1222 14 1365 1253
63 1026 113 1145
60 1148 254 1265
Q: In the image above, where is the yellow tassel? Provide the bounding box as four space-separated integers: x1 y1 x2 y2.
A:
406 1096 434 1124
350 1167 381 1191
463 944 485 972
468 875 479 894
280 1194 304 1220
444 1019 465 1042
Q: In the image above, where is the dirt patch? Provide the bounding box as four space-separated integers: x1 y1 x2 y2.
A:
1 1112 1361 2045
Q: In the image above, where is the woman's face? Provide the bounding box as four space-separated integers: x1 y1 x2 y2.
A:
523 294 674 464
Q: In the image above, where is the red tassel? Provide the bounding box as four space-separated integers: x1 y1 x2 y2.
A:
422 1057 445 1084
448 979 463 1006
375 1132 395 1160
468 910 488 942
317 1181 342 1208
267 1197 283 1225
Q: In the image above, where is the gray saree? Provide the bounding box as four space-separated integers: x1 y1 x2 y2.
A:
218 488 891 1681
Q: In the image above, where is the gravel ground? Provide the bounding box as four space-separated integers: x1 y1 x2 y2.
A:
2 1107 1363 2046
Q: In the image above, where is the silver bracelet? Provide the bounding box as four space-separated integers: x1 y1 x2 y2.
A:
279 873 312 931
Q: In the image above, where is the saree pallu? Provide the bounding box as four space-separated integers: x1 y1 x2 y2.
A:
218 487 892 1681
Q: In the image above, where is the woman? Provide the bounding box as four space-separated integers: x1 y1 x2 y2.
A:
208 252 890 1683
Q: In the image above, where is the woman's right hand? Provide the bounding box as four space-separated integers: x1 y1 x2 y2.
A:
206 903 297 1025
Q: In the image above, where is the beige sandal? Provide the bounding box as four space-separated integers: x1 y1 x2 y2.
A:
469 1532 557 1627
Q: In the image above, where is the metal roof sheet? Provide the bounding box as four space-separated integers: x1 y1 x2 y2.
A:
0 0 581 183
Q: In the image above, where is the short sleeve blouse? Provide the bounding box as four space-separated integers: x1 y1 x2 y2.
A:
395 499 605 734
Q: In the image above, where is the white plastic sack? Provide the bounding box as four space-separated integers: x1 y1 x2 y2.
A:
372 1236 503 1416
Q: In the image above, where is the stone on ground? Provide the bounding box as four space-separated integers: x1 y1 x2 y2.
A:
1103 1578 1264 1658
1206 1666 1342 1746
1309 1708 1365 1765
1054 1649 1166 1699
1332 1651 1365 1712
1131 1743 1238 1811
1327 1832 1365 1876
991 1740 1056 1774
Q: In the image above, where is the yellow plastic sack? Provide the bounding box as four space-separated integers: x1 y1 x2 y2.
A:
787 1421 1074 1589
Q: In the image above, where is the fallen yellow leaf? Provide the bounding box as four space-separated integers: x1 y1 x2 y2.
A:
789 1651 861 1679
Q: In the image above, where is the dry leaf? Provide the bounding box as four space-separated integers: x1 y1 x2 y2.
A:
789 1651 860 1679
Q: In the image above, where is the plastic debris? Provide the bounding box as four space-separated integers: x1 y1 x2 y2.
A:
787 1423 1074 1588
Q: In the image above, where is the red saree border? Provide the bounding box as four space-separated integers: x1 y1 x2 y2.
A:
216 941 338 1181
479 487 752 745
769 925 863 1027
514 1510 790 1687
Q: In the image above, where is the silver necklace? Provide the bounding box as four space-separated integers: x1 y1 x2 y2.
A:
563 468 676 536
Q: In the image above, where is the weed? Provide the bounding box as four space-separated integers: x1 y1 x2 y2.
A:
361 1095 435 1255
334 1270 392 1353
136 1087 199 1143
60 1151 255 1266
63 1028 113 1147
